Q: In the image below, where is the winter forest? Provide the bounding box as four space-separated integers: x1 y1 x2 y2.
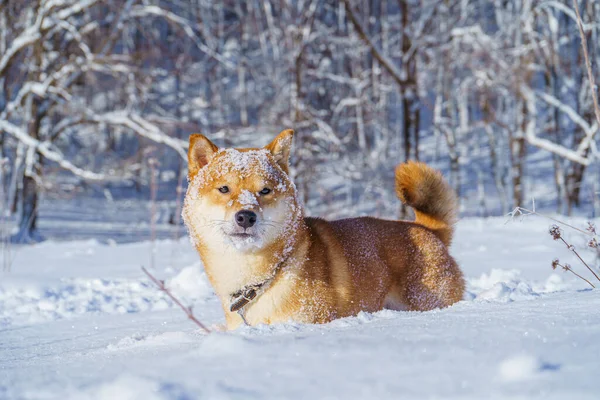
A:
2 1 600 398
1 0 599 244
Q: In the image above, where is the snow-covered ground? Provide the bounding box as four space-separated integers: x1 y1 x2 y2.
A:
1 216 599 399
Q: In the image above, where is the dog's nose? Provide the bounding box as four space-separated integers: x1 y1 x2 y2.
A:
235 210 257 229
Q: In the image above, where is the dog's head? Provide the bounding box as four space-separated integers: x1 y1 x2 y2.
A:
182 129 302 252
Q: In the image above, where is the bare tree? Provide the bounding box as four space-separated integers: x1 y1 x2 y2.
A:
3 0 600 242
0 0 203 242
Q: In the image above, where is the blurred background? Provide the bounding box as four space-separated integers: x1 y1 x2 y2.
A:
1 0 599 244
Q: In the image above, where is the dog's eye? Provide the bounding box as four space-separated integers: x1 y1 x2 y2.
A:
218 186 229 194
259 188 271 195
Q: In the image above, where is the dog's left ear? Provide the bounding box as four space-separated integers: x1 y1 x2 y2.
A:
265 129 294 174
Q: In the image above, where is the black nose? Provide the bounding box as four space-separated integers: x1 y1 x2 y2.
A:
235 210 257 229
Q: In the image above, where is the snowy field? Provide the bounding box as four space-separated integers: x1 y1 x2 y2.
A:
1 216 599 399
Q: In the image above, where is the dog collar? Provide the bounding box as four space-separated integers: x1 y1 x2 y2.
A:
229 277 274 326
230 283 262 313
228 255 290 325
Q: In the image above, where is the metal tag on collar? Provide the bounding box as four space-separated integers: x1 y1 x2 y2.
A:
237 309 250 326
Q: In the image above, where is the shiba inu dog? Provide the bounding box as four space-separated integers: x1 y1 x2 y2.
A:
182 129 464 330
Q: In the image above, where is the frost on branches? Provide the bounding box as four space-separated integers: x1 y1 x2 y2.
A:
2 0 600 243
0 0 195 242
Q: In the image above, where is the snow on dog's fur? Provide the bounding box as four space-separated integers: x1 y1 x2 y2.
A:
183 130 465 330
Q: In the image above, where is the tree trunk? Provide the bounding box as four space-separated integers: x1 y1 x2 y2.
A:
402 90 411 162
485 125 508 214
510 99 527 208
399 0 415 162
12 155 43 242
565 148 588 215
12 31 45 243
449 146 460 198
413 107 420 161
12 174 41 243
510 135 526 208
550 67 567 213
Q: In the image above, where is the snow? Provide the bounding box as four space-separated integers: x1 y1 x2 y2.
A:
238 189 259 207
498 354 549 382
1 217 599 399
0 119 109 181
186 148 280 190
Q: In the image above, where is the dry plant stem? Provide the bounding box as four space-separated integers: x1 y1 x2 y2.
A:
514 207 593 236
142 266 211 333
568 270 595 288
572 0 600 128
558 237 600 283
557 262 595 288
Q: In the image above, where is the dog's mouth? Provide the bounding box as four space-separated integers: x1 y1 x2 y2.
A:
229 232 255 239
225 230 262 249
225 227 260 239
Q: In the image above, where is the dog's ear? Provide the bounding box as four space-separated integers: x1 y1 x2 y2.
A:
265 129 294 174
188 134 218 177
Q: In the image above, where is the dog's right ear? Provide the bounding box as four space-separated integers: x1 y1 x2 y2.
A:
188 134 218 177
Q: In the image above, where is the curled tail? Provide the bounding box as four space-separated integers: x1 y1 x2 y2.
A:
395 161 458 247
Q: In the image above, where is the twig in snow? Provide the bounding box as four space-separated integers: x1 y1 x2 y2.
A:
142 266 210 333
552 259 595 288
587 222 599 250
549 225 600 284
509 204 599 288
508 206 593 237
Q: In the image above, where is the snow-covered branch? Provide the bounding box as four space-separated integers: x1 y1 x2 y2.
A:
536 91 594 134
129 5 235 69
535 91 598 162
0 0 100 77
523 89 592 166
86 112 188 160
0 119 111 181
0 25 42 77
342 0 410 87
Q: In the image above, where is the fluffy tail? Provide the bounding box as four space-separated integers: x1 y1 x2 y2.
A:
395 161 458 246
